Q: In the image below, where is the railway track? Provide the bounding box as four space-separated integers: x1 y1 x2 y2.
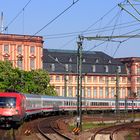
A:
91 121 140 140
37 116 73 140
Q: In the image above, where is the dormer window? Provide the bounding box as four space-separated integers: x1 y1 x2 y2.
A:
95 58 99 63
69 58 72 62
83 58 86 63
55 57 58 62
108 60 111 64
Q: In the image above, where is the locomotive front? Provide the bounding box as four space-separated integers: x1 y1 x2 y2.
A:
0 92 26 126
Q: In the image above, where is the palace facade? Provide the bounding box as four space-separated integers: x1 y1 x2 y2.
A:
0 33 43 71
43 49 140 99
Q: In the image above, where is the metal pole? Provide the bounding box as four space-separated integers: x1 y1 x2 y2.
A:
132 99 134 122
76 41 80 128
125 97 128 114
64 74 67 97
115 66 120 120
105 77 109 98
79 37 83 131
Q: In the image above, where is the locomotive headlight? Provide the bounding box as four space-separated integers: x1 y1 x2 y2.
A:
15 110 19 114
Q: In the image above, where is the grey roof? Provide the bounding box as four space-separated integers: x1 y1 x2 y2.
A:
43 49 127 75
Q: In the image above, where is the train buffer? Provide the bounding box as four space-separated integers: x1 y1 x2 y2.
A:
72 127 80 135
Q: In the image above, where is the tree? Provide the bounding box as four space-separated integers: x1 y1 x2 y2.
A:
0 61 56 96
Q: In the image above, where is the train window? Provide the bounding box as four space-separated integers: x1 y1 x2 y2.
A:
95 102 97 106
112 102 115 106
0 97 16 108
65 101 67 106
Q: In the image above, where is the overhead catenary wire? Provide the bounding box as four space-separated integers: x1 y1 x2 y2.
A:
0 0 80 59
112 42 122 57
118 3 140 22
43 20 139 39
127 0 140 15
104 8 123 53
1 0 32 33
84 0 140 56
51 3 123 50
33 0 80 36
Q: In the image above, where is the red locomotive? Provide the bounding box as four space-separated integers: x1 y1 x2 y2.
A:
0 92 26 126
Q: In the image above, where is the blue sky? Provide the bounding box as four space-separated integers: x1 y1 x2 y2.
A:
0 0 140 58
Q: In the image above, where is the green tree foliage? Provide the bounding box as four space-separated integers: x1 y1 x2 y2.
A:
0 61 56 96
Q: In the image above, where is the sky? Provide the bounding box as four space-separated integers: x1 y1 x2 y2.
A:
0 0 140 58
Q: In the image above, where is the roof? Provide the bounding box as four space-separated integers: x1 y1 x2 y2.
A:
43 49 127 75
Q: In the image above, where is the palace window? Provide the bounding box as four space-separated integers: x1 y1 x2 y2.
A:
55 86 60 95
68 76 73 82
137 87 140 98
111 77 115 83
93 87 97 97
68 87 73 97
17 59 23 70
30 46 35 54
105 87 109 97
55 75 60 82
4 44 9 53
87 76 91 82
99 77 104 83
87 87 91 97
82 88 85 97
30 58 35 69
62 87 65 96
93 76 97 82
122 77 126 83
137 77 140 83
50 75 53 81
99 87 103 97
137 67 140 75
111 87 115 98
122 88 126 98
17 45 22 54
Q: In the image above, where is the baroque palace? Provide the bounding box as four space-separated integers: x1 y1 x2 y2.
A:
0 33 140 99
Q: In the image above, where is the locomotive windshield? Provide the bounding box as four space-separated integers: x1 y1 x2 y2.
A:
0 97 16 108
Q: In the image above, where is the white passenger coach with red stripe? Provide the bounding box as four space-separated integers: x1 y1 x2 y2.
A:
0 92 139 126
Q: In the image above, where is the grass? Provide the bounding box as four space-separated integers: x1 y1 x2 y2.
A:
68 121 114 131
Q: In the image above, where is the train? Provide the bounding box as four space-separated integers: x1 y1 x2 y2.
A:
0 91 139 126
